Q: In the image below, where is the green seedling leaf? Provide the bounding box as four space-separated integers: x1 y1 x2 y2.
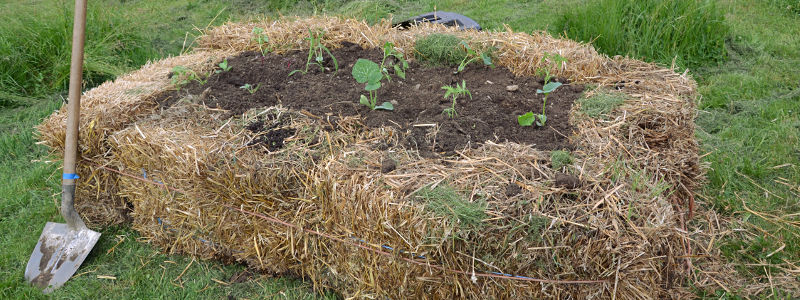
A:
352 59 382 84
481 53 493 66
536 114 547 126
518 112 536 126
365 81 381 91
375 102 394 111
288 69 303 77
360 95 372 108
394 65 405 79
538 81 563 94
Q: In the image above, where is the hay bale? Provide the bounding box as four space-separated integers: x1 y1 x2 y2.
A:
36 16 718 298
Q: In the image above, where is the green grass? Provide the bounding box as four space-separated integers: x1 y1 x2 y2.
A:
2 0 800 298
693 0 800 292
557 0 729 69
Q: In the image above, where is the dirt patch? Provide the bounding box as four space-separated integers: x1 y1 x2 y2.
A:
156 42 583 155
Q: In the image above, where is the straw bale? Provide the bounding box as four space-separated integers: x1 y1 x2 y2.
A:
35 16 727 298
35 50 234 225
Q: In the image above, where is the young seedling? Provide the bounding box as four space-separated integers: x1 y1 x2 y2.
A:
289 29 338 76
240 83 260 94
352 58 393 111
518 81 562 127
441 80 471 118
252 27 271 56
215 58 232 73
535 52 567 85
380 42 409 80
457 41 493 73
170 66 208 90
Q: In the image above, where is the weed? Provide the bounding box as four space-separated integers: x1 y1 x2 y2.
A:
240 83 260 94
550 150 573 170
441 80 471 118
457 41 494 73
380 42 409 80
416 184 487 230
289 29 338 76
579 90 626 119
352 58 393 111
536 52 567 85
170 66 207 89
252 27 271 56
215 58 232 73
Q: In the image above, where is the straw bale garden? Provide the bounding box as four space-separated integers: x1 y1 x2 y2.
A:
4 1 798 298
32 17 710 298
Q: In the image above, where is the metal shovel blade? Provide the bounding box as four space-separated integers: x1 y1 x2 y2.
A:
24 222 100 294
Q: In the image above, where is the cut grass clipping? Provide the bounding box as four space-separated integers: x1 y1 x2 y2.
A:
550 150 573 170
578 89 626 119
413 33 468 66
416 184 487 232
557 0 728 69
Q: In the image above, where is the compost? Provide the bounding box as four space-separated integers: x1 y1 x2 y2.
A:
156 42 582 155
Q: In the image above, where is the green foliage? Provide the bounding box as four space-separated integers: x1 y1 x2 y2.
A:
170 66 207 89
381 42 409 80
441 80 471 118
412 34 493 71
769 0 800 14
251 27 271 56
550 150 573 170
240 83 260 94
413 34 468 66
0 1 157 100
578 90 626 119
456 41 494 73
416 184 487 230
517 112 536 126
289 29 338 76
557 0 729 69
352 59 393 110
215 58 232 73
519 81 561 127
536 52 567 85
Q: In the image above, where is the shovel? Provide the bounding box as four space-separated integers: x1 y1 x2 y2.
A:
25 0 100 293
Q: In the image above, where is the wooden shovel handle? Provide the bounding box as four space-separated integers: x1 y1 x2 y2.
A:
62 0 88 230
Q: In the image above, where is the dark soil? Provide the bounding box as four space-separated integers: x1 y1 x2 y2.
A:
156 42 584 155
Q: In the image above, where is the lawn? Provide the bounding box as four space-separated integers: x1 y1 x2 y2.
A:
1 0 798 298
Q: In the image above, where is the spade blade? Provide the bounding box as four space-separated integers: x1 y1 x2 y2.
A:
25 222 100 294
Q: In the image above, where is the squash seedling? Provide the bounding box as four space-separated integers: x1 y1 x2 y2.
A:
252 27 271 56
518 81 562 127
352 58 393 111
240 83 260 94
290 29 338 76
215 58 232 73
441 80 471 118
457 41 493 73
